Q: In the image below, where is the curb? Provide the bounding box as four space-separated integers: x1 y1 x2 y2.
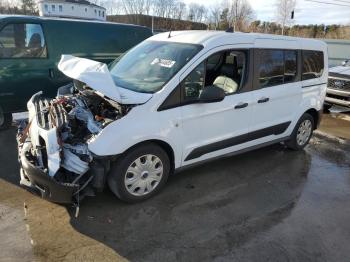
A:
313 130 350 146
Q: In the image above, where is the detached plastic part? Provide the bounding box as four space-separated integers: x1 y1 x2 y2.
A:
20 149 77 204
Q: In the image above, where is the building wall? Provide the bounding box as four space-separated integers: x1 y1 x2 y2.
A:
323 39 350 67
38 1 106 21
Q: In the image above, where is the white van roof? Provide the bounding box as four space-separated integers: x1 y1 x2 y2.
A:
149 31 327 51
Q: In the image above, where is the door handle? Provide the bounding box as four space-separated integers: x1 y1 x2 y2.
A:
234 102 248 109
49 68 55 78
257 97 269 103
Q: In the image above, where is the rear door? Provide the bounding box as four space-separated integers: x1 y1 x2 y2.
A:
250 41 302 143
0 21 55 112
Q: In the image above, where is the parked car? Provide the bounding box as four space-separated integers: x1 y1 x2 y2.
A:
0 15 152 129
325 60 350 109
17 31 328 204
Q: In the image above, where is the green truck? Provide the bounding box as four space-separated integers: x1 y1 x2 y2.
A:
0 15 152 129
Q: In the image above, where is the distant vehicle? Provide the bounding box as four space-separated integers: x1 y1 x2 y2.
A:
325 60 350 109
0 15 152 129
17 31 327 204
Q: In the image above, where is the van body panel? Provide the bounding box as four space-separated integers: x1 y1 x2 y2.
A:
0 15 152 113
249 40 302 143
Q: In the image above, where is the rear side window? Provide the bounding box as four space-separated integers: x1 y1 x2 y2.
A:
302 50 324 80
284 50 297 83
0 23 47 58
258 50 284 88
257 49 298 88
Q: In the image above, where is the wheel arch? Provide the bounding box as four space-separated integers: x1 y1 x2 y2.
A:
304 108 320 129
120 139 176 174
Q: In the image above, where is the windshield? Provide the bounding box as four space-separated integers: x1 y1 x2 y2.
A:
109 41 203 93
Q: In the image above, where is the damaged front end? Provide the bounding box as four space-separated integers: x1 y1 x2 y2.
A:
17 82 130 204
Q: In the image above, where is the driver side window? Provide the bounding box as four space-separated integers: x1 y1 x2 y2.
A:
183 62 205 102
182 50 246 103
0 23 47 58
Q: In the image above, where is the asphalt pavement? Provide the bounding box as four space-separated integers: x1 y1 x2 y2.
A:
0 110 349 262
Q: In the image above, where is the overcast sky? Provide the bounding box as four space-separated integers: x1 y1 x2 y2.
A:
185 0 350 25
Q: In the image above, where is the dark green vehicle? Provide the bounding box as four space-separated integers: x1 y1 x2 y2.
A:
0 15 152 129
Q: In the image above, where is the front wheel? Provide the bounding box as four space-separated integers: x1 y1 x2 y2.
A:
0 105 12 131
285 113 314 150
108 143 170 203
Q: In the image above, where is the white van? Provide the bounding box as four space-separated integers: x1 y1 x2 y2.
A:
18 31 328 204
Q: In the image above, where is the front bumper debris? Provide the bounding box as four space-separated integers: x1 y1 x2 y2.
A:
16 92 96 204
18 137 79 204
20 147 78 203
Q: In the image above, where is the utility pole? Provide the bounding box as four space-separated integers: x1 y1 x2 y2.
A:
151 15 154 34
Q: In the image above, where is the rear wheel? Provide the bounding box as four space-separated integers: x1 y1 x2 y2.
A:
0 105 12 131
286 113 314 150
108 143 170 203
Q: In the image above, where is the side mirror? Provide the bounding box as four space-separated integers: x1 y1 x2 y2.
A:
199 85 225 103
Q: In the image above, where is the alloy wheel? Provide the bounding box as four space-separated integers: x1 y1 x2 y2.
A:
296 119 312 146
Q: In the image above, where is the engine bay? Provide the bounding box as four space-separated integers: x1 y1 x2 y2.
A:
17 81 133 203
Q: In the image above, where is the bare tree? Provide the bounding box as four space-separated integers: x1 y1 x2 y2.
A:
171 1 186 20
0 0 20 14
144 0 153 15
230 0 254 31
153 0 163 17
188 3 207 23
178 1 187 19
209 3 222 30
121 0 138 14
103 0 124 15
21 0 37 15
165 0 177 18
275 0 296 35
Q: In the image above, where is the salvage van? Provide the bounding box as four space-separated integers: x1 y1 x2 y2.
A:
0 15 152 129
17 31 328 205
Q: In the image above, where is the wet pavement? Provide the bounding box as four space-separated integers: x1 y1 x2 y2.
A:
319 107 350 140
0 112 349 262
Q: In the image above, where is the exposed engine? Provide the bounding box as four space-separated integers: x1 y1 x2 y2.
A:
17 82 132 203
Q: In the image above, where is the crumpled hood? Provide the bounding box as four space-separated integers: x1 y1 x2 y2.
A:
58 55 152 104
329 65 350 75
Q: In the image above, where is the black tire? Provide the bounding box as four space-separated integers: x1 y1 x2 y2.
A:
285 113 315 151
0 106 12 131
108 143 170 203
323 103 332 113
